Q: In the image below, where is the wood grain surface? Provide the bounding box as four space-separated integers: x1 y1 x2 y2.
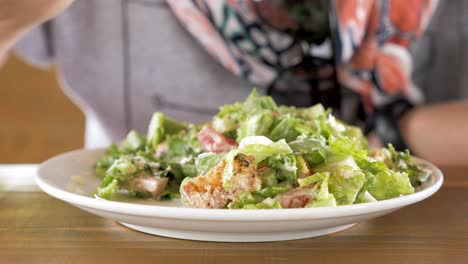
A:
0 168 467 264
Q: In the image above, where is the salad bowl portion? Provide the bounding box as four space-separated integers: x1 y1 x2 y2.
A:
36 90 443 242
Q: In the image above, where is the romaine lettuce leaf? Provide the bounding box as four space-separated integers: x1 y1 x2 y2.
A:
221 150 239 189
213 102 243 134
94 144 121 178
236 112 274 141
106 156 138 181
315 157 366 205
241 198 283 209
243 89 277 112
165 135 199 162
120 130 146 153
277 103 326 120
328 171 366 205
255 186 289 198
258 167 278 187
297 172 337 207
96 175 119 199
266 154 297 185
289 135 327 166
295 155 311 177
328 136 367 165
169 163 198 182
306 173 337 208
360 157 389 175
105 155 165 182
387 144 431 187
146 112 187 150
342 125 368 150
368 170 414 200
227 192 256 209
195 152 226 175
213 89 277 134
354 172 376 204
268 116 301 142
298 172 328 187
238 136 292 163
160 191 181 200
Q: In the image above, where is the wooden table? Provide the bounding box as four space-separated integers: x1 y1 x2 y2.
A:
0 167 467 264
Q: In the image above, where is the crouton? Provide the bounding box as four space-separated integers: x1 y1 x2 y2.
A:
181 154 261 208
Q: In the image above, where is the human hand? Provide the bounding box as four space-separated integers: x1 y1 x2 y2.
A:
0 0 72 54
399 101 468 166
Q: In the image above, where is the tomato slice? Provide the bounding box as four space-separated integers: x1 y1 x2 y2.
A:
197 126 238 153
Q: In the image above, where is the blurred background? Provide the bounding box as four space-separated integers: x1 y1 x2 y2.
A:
0 55 84 163
0 1 466 163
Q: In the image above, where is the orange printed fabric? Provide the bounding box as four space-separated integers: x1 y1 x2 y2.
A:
335 0 438 111
167 0 438 112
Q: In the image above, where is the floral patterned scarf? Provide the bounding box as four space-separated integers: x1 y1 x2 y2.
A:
167 0 438 116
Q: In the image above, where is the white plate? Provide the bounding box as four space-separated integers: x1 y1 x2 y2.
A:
36 149 443 242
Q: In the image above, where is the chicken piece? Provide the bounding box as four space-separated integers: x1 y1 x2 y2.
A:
181 154 261 208
275 186 315 208
128 176 168 198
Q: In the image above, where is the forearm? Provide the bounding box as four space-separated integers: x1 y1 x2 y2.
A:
399 101 468 166
0 0 72 54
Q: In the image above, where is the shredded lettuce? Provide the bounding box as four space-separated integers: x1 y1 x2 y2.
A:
94 89 431 207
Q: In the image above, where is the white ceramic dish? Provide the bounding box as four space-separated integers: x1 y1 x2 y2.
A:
36 149 443 242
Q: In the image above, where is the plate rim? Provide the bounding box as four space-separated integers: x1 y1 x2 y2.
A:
36 148 444 221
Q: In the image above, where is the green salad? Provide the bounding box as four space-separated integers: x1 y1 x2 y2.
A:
94 90 431 209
